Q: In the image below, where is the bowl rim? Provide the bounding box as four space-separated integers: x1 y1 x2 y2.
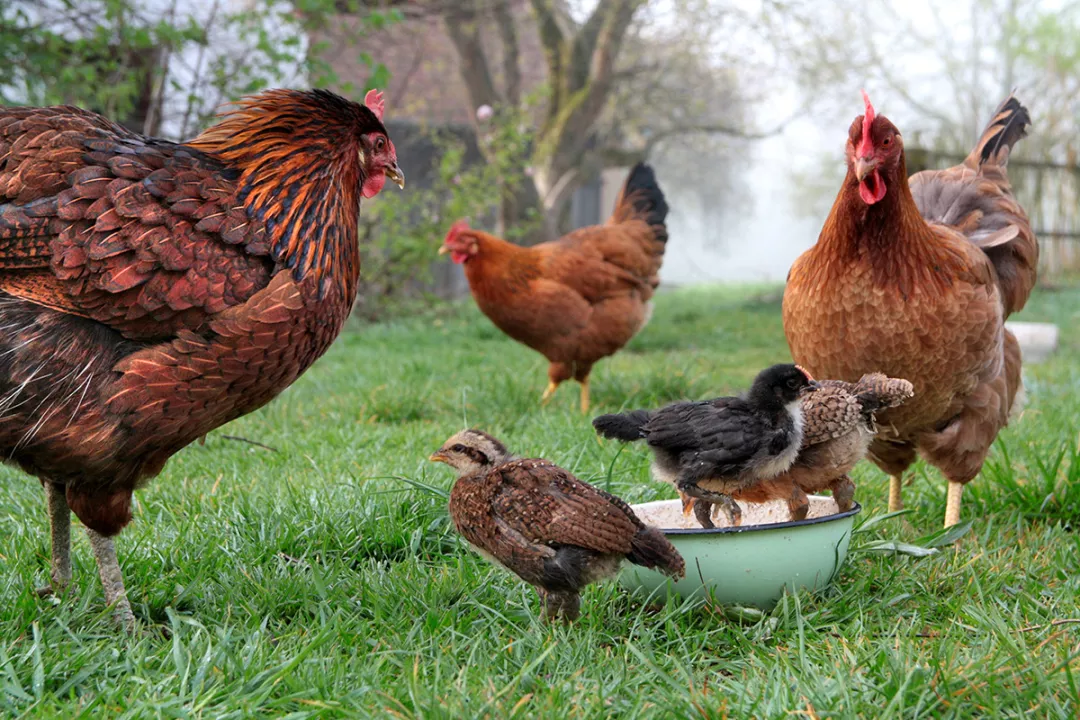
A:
630 497 863 536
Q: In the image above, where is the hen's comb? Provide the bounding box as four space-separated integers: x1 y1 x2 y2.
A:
364 88 386 121
857 90 875 158
445 219 470 245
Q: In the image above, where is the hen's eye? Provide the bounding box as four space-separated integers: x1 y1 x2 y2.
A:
451 444 465 453
375 137 386 151
882 137 891 146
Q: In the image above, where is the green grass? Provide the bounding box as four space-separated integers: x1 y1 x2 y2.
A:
1 283 1078 718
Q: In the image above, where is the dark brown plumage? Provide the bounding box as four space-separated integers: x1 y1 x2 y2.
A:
0 88 403 630
430 429 684 622
720 373 915 522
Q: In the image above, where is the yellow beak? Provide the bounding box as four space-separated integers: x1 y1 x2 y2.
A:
429 452 448 464
385 162 405 190
437 245 450 256
854 156 877 182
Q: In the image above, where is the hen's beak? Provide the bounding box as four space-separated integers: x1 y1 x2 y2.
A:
854 156 877 182
437 245 450 256
385 162 405 189
429 452 448 464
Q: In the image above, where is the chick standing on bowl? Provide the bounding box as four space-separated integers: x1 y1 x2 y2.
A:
592 364 818 529
736 373 915 521
429 429 685 622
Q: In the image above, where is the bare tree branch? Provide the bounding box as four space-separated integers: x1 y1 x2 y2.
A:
443 1 502 109
493 0 521 104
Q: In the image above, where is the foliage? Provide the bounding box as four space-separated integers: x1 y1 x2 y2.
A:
0 283 1078 715
0 0 398 139
354 105 535 319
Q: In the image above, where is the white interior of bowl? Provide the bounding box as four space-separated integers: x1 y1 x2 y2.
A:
633 495 842 531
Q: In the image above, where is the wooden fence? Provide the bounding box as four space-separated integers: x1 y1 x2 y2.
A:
907 148 1080 279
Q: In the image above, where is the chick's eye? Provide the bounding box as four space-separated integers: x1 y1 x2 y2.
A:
451 444 465 453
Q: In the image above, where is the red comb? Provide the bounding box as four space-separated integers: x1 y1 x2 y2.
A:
857 90 875 158
445 219 470 244
364 89 385 121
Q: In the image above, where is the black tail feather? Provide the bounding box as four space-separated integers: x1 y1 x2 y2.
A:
612 162 669 241
592 410 652 441
970 94 1030 168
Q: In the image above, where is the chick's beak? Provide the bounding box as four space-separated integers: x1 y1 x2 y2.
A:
854 156 877 182
429 452 448 464
385 162 405 189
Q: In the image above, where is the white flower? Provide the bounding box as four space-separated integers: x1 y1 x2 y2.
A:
523 166 535 177
476 105 494 121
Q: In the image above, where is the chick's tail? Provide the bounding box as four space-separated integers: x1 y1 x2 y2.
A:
627 526 685 579
592 410 652 442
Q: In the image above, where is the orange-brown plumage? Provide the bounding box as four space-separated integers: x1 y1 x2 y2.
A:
0 88 403 629
782 94 1037 527
439 163 668 412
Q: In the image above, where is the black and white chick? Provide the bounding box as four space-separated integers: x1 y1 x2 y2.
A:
429 429 685 622
592 364 818 529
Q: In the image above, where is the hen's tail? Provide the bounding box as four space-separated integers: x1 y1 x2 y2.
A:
627 526 685 578
608 162 669 245
593 410 652 441
964 94 1031 170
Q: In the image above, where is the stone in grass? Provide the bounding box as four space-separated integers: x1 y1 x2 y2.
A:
1005 321 1059 364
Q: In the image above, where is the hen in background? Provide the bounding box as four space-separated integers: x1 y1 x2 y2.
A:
0 88 403 630
783 92 1037 527
439 162 668 413
430 429 684 622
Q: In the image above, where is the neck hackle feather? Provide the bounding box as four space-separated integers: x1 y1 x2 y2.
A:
187 89 387 297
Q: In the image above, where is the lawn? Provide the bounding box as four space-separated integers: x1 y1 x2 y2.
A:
1 283 1078 718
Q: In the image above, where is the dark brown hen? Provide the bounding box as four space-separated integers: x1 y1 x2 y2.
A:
0 88 403 630
430 429 684 622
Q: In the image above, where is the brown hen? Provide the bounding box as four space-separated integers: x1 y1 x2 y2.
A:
0 88 403 630
438 163 668 413
783 93 1037 527
430 429 684 622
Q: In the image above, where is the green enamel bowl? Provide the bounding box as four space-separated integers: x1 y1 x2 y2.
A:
619 496 861 610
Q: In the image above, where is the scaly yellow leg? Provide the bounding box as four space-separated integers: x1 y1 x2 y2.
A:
540 381 559 405
681 494 695 517
944 481 963 528
579 378 590 414
888 475 903 512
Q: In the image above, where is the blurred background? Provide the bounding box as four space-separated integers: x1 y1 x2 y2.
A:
2 0 1077 315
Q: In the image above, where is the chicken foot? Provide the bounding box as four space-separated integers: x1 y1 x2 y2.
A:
540 382 559 406
579 377 590 414
86 529 135 634
538 588 581 622
36 482 72 597
944 481 963 528
678 481 741 529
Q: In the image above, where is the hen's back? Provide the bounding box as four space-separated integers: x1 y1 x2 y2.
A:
909 95 1038 316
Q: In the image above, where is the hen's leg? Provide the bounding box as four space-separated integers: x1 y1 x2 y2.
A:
36 482 72 596
830 475 856 513
944 482 963 528
540 381 559 405
888 476 903 512
787 483 810 521
579 377 590 414
86 528 135 633
538 588 580 622
692 500 714 529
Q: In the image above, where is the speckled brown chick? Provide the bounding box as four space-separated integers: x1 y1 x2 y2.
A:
429 429 685 622
702 373 915 522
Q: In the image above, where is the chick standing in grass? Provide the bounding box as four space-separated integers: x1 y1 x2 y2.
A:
429 429 685 622
699 373 916 523
592 364 817 529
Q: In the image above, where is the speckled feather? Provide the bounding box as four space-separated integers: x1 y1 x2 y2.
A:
0 89 389 535
448 457 684 598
